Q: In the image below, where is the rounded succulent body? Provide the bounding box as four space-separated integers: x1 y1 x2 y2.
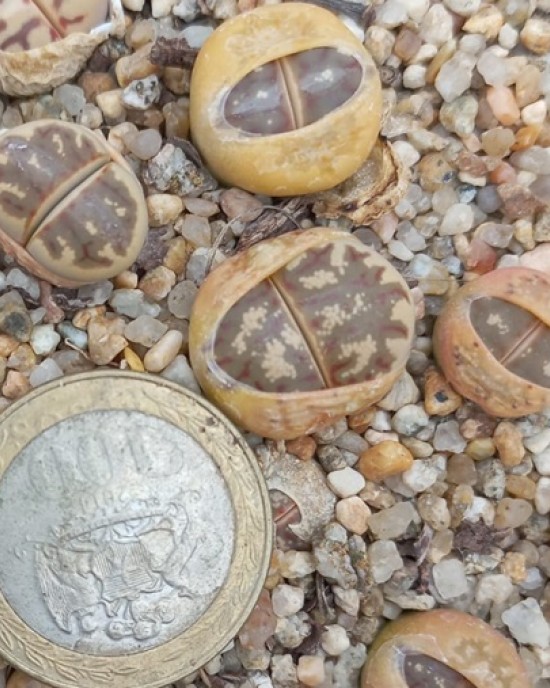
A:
433 267 550 417
189 3 382 196
0 0 109 52
189 229 415 439
0 120 148 286
361 609 529 688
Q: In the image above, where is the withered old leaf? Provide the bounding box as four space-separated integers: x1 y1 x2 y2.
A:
256 444 336 543
310 138 409 224
453 520 501 555
149 36 198 68
235 197 309 253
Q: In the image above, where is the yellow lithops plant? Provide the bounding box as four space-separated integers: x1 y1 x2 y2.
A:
362 609 530 688
190 3 383 196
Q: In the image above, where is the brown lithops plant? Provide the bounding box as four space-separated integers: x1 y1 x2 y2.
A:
433 267 550 417
361 609 530 688
189 228 415 440
189 3 382 196
0 0 124 96
0 120 148 287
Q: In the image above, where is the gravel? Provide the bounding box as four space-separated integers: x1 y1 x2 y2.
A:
1 1 550 687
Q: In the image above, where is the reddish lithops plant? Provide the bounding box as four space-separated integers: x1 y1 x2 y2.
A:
189 3 382 196
0 0 124 96
361 609 530 688
433 267 550 417
0 120 148 287
189 228 415 440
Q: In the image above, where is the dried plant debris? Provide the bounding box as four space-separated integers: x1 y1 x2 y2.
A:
453 520 501 556
235 198 309 252
257 444 336 543
150 36 199 68
311 139 409 224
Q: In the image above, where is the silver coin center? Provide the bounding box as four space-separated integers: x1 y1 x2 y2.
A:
0 410 235 656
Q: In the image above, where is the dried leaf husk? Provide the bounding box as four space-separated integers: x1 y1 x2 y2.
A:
0 0 125 96
311 138 408 224
236 197 309 253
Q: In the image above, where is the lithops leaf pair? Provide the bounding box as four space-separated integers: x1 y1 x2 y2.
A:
0 0 124 96
434 267 550 417
0 120 148 287
362 609 530 688
190 3 382 196
189 229 415 440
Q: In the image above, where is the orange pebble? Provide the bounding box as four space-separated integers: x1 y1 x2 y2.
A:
512 124 542 151
487 85 521 126
489 161 517 185
358 441 413 482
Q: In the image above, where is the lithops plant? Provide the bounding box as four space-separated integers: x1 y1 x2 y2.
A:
189 228 415 440
433 267 550 417
0 120 148 287
189 3 382 196
361 609 530 688
0 0 124 96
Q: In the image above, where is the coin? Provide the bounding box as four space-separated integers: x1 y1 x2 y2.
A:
0 371 272 688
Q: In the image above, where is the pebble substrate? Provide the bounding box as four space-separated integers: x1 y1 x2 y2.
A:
1 0 550 687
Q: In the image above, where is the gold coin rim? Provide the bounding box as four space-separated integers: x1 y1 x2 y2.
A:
0 370 273 688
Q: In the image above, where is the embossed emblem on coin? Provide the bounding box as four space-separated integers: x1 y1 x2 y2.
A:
0 372 271 688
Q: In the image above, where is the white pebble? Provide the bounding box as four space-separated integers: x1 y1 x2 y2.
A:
522 101 547 126
152 0 176 16
535 477 550 515
403 64 427 89
524 429 550 454
443 0 480 15
432 558 469 600
160 355 201 395
369 540 403 583
321 625 350 656
327 467 365 498
502 598 550 648
420 4 454 45
333 586 360 615
464 496 495 526
30 324 61 356
375 0 408 29
402 460 439 493
272 585 304 618
440 203 475 236
122 0 145 9
499 23 518 49
280 551 316 578
392 141 421 168
401 0 429 21
435 52 477 102
475 573 513 605
6 268 40 300
533 450 550 476
388 240 414 261
411 44 438 63
29 359 64 387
